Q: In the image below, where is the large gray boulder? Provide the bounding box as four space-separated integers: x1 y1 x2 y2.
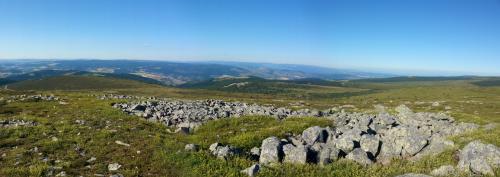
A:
387 126 429 157
345 148 373 166
398 135 428 157
457 141 500 176
283 144 308 164
260 137 283 165
410 137 454 161
302 126 327 145
319 146 340 165
360 134 380 155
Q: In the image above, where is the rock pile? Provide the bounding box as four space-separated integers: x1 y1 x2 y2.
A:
254 105 479 166
0 119 37 128
99 94 156 100
112 99 328 131
7 94 60 102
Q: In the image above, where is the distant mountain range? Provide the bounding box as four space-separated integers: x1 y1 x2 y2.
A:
0 59 395 85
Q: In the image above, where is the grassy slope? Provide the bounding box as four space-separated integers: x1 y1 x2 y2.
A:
0 77 499 176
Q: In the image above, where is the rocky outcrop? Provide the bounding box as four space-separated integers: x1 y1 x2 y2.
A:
241 105 480 167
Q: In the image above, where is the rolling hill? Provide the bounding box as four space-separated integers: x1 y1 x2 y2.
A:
0 60 394 85
7 75 158 91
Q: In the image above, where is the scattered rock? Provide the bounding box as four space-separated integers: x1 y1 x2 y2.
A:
185 144 199 152
175 127 190 134
55 171 66 177
209 143 221 152
241 164 260 177
115 141 130 147
0 119 37 128
109 174 124 177
108 163 121 171
87 157 96 163
209 143 239 159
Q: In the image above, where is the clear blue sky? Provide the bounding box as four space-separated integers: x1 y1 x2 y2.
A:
1 0 499 75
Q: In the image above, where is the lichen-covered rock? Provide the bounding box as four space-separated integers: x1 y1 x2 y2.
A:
302 126 327 145
457 141 500 176
345 148 373 166
260 137 283 165
283 145 308 164
209 143 239 159
360 134 380 155
411 137 454 161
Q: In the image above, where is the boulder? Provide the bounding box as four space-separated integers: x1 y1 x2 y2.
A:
335 136 355 153
283 144 308 164
345 148 373 166
108 163 121 171
209 143 239 159
209 142 221 152
241 164 260 177
260 137 283 164
457 141 500 176
360 134 380 156
410 137 454 161
302 126 327 145
398 135 428 157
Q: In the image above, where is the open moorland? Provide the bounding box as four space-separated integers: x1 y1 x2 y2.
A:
0 75 499 177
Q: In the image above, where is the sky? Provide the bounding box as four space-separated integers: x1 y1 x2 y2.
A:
0 0 500 75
